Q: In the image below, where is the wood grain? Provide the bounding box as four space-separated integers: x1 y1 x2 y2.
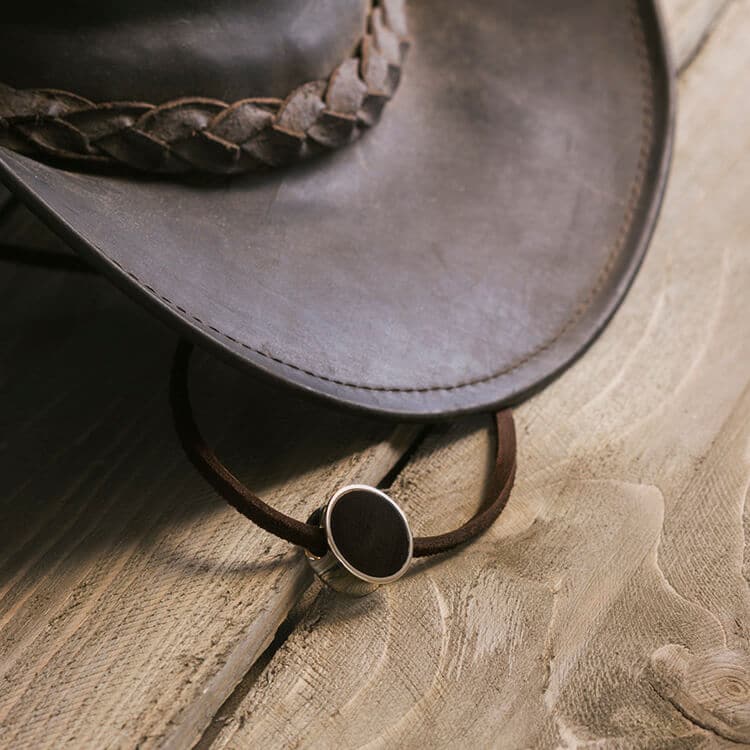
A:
0 204 417 748
209 3 750 747
0 1 744 747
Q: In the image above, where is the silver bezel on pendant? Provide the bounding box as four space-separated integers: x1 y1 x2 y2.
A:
305 484 414 596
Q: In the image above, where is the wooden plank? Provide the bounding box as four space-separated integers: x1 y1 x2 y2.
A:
0 203 417 748
209 4 750 747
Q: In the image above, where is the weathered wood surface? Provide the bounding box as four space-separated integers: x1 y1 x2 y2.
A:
663 0 729 71
0 1 748 748
0 206 417 747
206 2 750 748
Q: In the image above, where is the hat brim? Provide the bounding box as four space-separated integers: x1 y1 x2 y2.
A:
0 0 674 419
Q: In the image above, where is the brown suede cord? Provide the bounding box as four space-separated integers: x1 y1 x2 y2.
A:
170 340 329 555
0 243 97 274
412 409 516 557
171 340 517 559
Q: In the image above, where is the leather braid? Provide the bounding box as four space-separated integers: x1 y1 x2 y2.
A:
0 0 408 176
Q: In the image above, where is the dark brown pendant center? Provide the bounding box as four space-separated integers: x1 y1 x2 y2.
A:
325 485 413 583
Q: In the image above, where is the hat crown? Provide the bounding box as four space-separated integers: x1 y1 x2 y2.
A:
0 0 368 102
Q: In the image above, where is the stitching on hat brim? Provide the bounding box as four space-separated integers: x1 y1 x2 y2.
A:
4 0 655 396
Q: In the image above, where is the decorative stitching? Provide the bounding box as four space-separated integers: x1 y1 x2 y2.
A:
4 0 655 395
0 1 409 176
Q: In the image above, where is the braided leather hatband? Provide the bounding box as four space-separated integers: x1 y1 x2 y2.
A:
0 0 408 176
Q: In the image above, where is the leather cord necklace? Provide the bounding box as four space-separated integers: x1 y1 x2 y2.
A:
171 341 517 595
1 242 518 596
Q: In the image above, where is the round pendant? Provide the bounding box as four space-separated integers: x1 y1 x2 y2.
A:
305 485 413 596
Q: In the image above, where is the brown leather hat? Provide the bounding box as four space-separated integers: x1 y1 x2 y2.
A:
0 0 674 418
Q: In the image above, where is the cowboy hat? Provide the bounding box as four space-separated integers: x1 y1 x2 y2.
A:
0 0 674 418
